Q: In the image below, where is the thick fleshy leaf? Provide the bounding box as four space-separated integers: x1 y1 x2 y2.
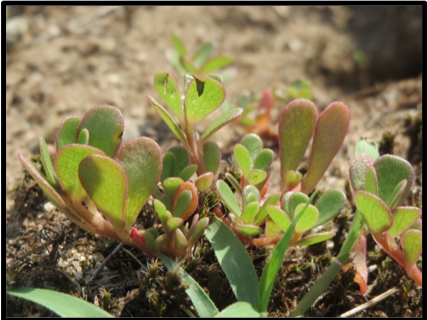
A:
193 42 213 69
278 99 317 192
55 144 105 199
171 35 186 56
288 192 309 219
355 138 379 160
77 105 124 158
188 216 209 247
253 193 281 224
195 172 214 192
401 229 422 266
154 72 183 121
185 75 225 123
349 153 374 192
201 56 234 74
154 234 167 252
253 149 274 171
142 230 156 252
365 165 378 195
203 141 221 174
56 116 80 150
205 216 259 309
179 164 198 181
294 203 319 234
235 224 263 237
163 177 184 198
217 180 242 217
169 146 190 174
242 185 260 208
115 137 162 229
175 228 188 255
314 189 346 227
173 181 198 221
374 155 414 209
161 152 176 182
353 191 393 233
388 180 408 211
267 206 291 233
147 96 187 143
234 144 252 178
214 301 263 318
265 217 281 239
294 232 335 246
154 199 172 225
201 108 243 142
77 128 89 145
241 202 260 224
207 74 224 85
301 101 350 194
79 154 127 229
159 195 173 212
225 172 242 194
248 169 267 186
165 217 184 234
284 170 302 191
173 190 192 218
241 134 262 162
39 137 58 188
387 207 421 237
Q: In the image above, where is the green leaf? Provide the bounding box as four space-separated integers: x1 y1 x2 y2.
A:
179 164 198 181
184 75 226 124
147 96 187 144
294 232 335 247
195 172 214 192
79 154 127 229
173 181 198 221
175 228 188 255
55 144 104 199
165 217 183 234
193 42 213 69
6 287 113 317
158 254 219 317
234 144 252 178
253 193 281 225
216 180 242 217
188 216 209 247
201 56 234 74
267 206 291 233
288 192 309 219
201 108 243 142
265 218 281 239
374 155 414 210
401 229 422 266
253 149 274 171
161 152 177 182
78 105 124 158
154 72 183 121
387 207 421 237
301 101 350 194
354 191 393 233
248 169 267 186
242 185 261 208
171 34 186 56
355 138 379 159
314 189 346 227
115 137 162 229
39 137 58 188
77 128 89 145
203 141 221 174
173 190 192 218
169 146 191 174
241 202 260 224
365 165 378 195
278 99 317 192
215 302 264 318
349 153 374 192
205 216 259 310
259 191 318 312
154 199 172 226
56 116 80 150
235 224 263 237
294 204 319 234
241 134 263 162
388 180 408 211
225 172 242 194
163 177 184 198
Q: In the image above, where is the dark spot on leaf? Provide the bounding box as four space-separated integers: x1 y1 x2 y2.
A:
195 78 205 97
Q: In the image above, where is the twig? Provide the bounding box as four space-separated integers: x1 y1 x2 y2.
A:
86 242 124 284
121 247 145 269
338 287 399 317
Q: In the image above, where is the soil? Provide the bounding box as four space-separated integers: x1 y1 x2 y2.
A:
5 6 422 317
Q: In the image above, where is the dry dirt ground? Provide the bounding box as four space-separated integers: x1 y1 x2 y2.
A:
5 6 422 317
